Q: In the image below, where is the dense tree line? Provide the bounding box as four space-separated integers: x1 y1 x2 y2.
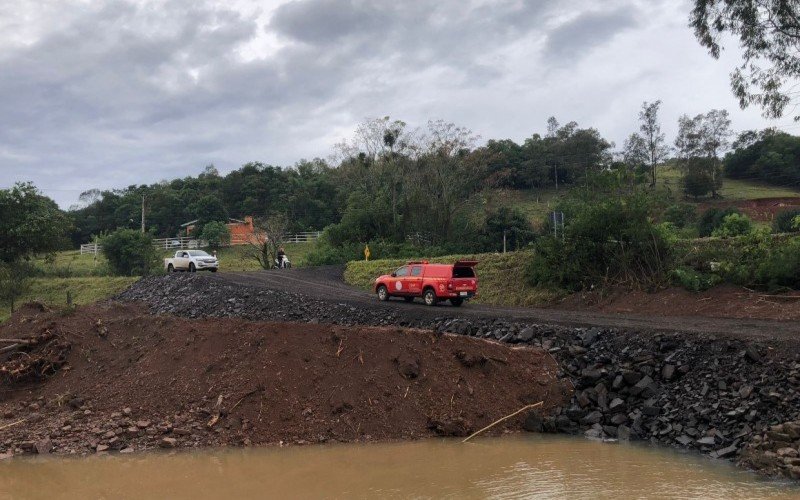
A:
67 116 612 251
724 129 800 188
68 160 341 246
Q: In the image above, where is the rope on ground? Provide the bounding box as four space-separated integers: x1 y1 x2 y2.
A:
461 401 543 443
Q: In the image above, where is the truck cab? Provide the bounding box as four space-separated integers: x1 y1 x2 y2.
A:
374 260 478 306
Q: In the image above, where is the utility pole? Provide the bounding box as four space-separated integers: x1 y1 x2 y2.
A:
502 230 507 254
553 163 559 191
141 194 146 234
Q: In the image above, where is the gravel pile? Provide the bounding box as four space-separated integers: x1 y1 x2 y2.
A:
117 274 800 477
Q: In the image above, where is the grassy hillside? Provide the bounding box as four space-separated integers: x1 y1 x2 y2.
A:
0 276 137 322
659 165 800 201
344 250 557 307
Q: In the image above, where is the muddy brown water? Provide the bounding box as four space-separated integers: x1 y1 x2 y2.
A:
1 436 798 499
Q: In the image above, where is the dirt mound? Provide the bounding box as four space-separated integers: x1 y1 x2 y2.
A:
697 197 800 222
0 303 567 457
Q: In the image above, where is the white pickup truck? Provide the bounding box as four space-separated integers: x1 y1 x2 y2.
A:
164 250 219 273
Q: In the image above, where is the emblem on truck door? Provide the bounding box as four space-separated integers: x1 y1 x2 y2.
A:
396 282 403 290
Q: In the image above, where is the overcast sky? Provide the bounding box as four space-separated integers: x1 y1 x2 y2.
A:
2 0 797 207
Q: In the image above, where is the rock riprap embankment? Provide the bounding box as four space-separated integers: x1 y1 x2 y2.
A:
118 274 800 478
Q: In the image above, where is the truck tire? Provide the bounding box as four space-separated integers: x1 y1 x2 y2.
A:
210 268 217 273
450 298 464 307
189 263 196 273
423 289 438 306
167 264 174 273
377 285 389 301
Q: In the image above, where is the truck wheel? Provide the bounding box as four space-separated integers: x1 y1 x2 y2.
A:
210 268 217 273
423 289 438 306
167 264 174 273
450 298 464 307
404 296 414 303
189 263 196 273
377 285 389 301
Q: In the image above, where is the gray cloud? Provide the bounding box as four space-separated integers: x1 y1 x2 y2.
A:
544 7 639 63
0 0 792 208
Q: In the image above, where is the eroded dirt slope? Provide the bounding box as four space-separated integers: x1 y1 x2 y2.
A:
0 303 566 457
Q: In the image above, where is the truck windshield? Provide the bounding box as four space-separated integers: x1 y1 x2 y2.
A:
187 250 209 256
452 266 475 278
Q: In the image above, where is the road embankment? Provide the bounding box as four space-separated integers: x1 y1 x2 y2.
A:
116 274 800 480
0 302 566 458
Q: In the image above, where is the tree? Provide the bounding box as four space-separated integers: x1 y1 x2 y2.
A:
244 215 288 269
675 110 732 197
101 229 158 276
690 0 800 119
622 133 649 173
0 262 32 313
190 195 228 235
200 221 231 249
0 183 69 263
636 101 670 186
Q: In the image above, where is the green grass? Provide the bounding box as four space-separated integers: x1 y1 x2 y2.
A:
463 188 564 228
0 276 138 323
32 242 318 277
659 166 800 201
344 250 558 307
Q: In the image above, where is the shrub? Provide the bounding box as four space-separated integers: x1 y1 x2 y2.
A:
0 262 33 312
697 207 741 237
755 238 800 291
670 267 721 292
682 167 715 198
200 221 231 249
773 209 800 233
663 203 696 228
526 194 671 291
711 213 753 238
101 229 158 276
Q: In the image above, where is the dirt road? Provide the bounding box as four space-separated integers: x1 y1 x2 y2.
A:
211 267 800 340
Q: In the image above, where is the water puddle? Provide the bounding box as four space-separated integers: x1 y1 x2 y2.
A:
0 435 797 499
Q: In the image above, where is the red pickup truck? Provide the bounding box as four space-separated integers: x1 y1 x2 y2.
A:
374 260 478 306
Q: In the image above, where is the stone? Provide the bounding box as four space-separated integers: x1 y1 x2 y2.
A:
522 413 543 433
617 425 631 441
777 447 799 458
612 375 624 390
642 404 660 417
517 327 535 343
565 407 587 422
123 407 132 416
172 428 192 436
610 413 628 426
713 445 738 459
160 437 178 448
744 345 762 363
661 364 675 381
676 435 693 446
608 398 626 414
136 420 151 429
696 436 716 446
622 370 642 386
96 444 109 452
120 447 134 454
580 411 603 426
581 329 600 347
35 439 53 455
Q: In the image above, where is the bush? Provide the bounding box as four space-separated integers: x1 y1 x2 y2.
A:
663 204 696 228
669 267 722 292
0 262 33 312
711 213 753 238
682 167 715 198
526 193 671 291
101 229 158 276
755 238 800 291
697 207 741 237
773 209 800 233
200 221 231 249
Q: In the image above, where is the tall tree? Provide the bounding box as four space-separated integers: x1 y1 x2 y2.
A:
0 183 69 263
690 0 800 119
636 100 670 187
675 109 732 198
